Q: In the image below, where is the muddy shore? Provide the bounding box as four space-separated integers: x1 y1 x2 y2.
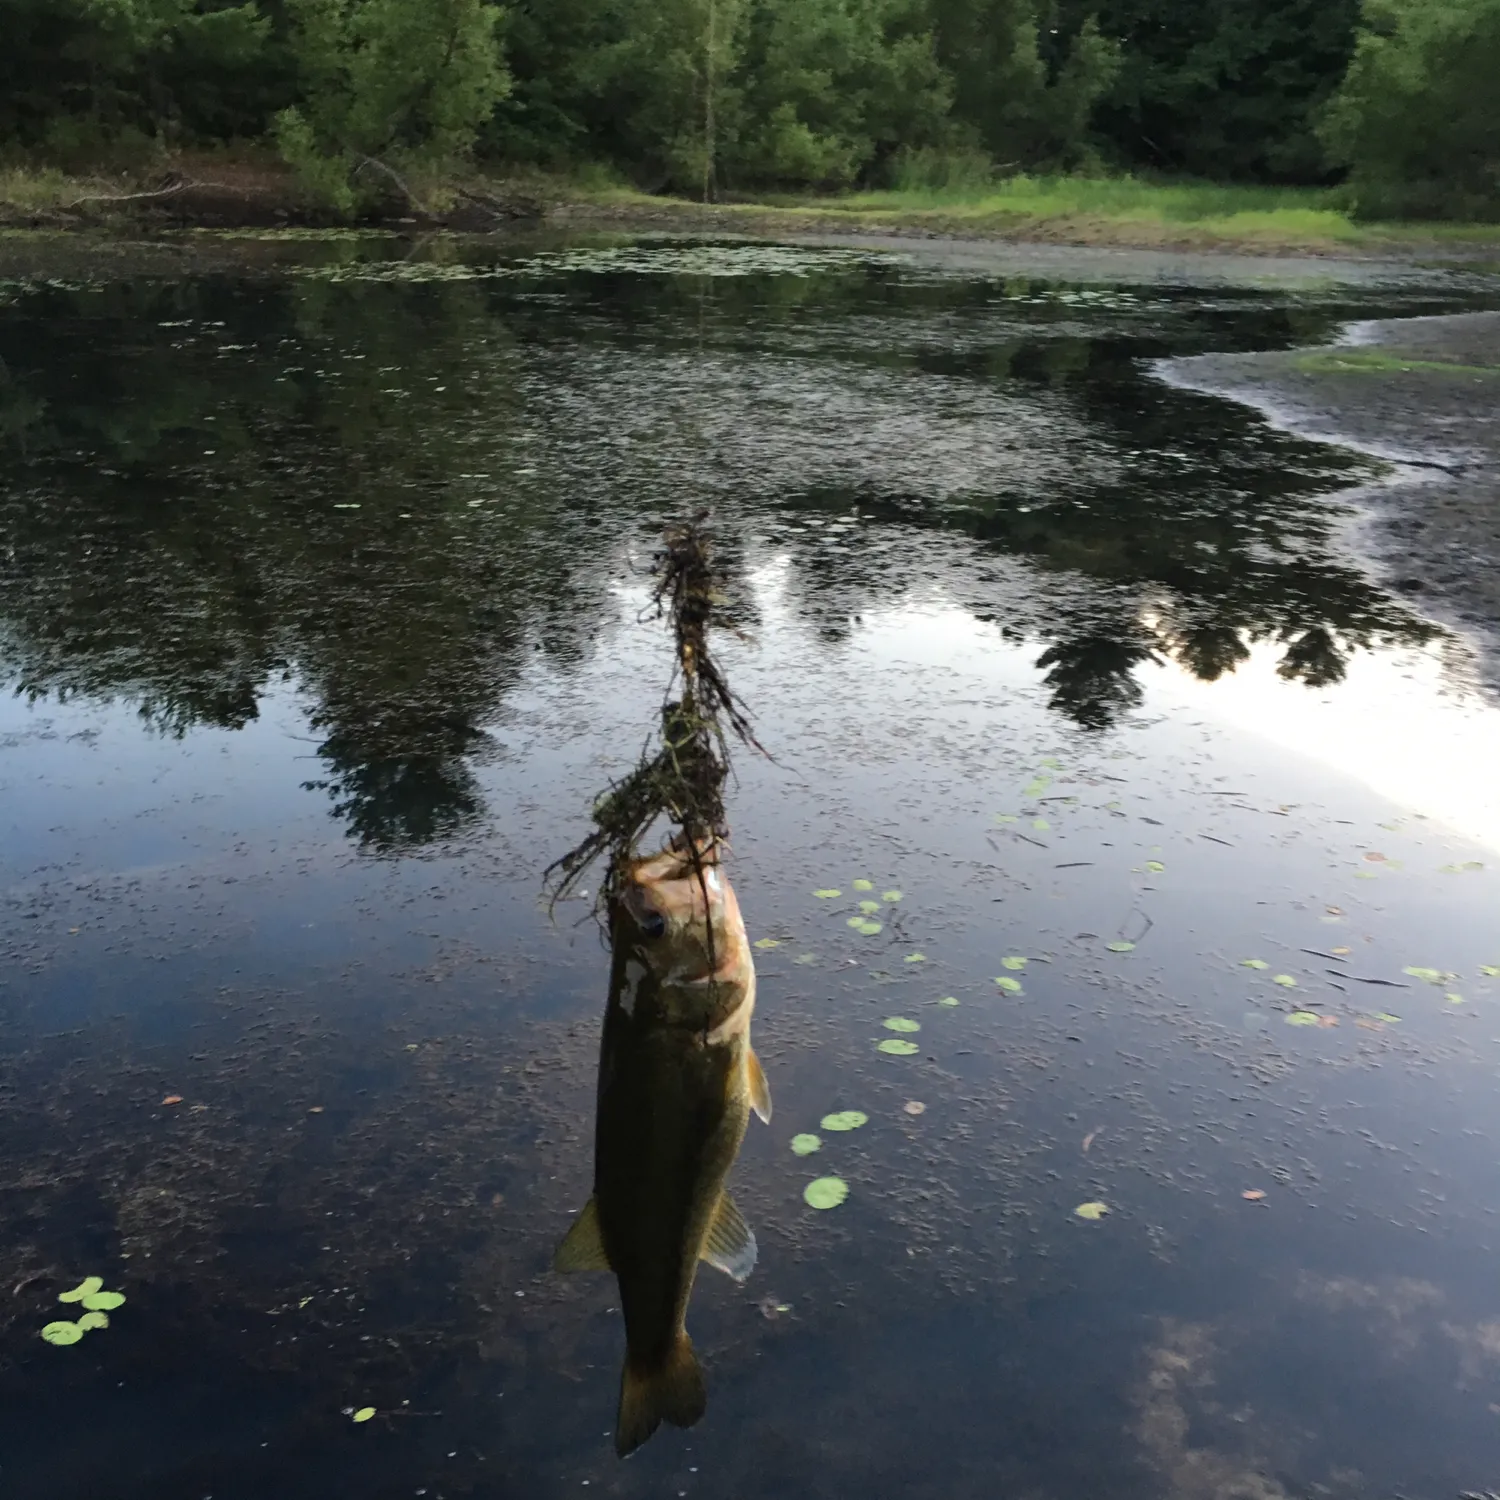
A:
1162 311 1500 697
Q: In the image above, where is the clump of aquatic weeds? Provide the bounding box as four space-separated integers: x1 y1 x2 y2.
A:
544 513 764 917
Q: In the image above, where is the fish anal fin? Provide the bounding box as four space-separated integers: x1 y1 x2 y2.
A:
701 1192 757 1282
747 1047 772 1124
553 1197 611 1273
617 1334 706 1456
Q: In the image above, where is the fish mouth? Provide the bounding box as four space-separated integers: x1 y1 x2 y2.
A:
619 881 669 938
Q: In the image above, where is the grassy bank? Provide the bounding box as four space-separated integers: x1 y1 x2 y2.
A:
5 158 1500 257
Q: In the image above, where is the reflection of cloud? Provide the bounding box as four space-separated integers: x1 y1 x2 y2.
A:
1134 1321 1294 1500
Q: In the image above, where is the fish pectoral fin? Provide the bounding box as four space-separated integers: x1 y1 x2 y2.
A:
553 1196 611 1273
701 1192 757 1283
747 1046 772 1124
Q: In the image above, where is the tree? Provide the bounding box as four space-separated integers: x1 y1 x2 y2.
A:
1321 0 1500 218
274 0 509 213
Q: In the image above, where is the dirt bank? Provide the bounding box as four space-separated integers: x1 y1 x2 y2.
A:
1162 311 1500 696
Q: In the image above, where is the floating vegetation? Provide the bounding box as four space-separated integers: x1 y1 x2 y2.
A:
994 976 1023 993
882 1018 921 1034
803 1177 849 1210
848 918 883 936
754 937 783 950
40 1277 126 1345
1105 941 1135 953
814 889 842 899
82 1290 125 1311
1440 861 1484 873
1285 1012 1321 1026
1146 860 1165 873
1074 1202 1109 1221
1241 959 1269 970
859 899 881 913
1033 818 1051 832
76 1311 110 1330
1482 966 1500 978
877 1039 920 1056
794 953 819 965
903 1101 926 1116
1403 966 1453 985
904 952 927 964
938 996 960 1007
40 1321 84 1346
58 1277 103 1303
1374 1011 1402 1023
352 1407 377 1424
1447 993 1465 1005
820 1111 868 1131
1000 956 1027 971
1272 974 1298 988
791 1133 822 1156
882 890 902 902
852 880 874 892
1023 776 1052 798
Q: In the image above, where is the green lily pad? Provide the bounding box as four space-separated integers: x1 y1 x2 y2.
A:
754 937 783 949
1272 974 1298 988
81 1291 125 1311
1146 860 1165 873
75 1311 110 1331
1040 757 1061 770
1374 1012 1402 1024
938 996 960 1007
791 1133 822 1156
1033 818 1051 832
994 813 1017 824
994 976 1023 993
41 1321 83 1345
1074 1201 1109 1221
803 1177 849 1210
848 918 883 936
882 1018 921 1033
1000 956 1027 971
1440 861 1484 873
794 953 819 965
352 1407 377 1423
1105 941 1135 953
1240 959 1269 970
853 879 874 892
1023 777 1052 798
904 952 927 964
1447 993 1466 1005
882 890 902 902
1284 1011 1320 1026
877 1039 920 1056
1481 965 1500 977
814 889 842 899
1403 966 1448 984
57 1277 103 1304
821 1111 868 1131
859 899 881 913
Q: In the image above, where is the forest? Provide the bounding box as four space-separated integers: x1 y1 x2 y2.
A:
0 0 1497 220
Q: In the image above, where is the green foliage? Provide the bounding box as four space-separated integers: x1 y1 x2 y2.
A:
1321 0 1500 219
275 0 509 211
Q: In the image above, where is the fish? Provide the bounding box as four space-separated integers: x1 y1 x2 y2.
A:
554 839 771 1456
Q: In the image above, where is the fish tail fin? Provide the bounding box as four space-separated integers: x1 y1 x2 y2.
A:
615 1334 706 1456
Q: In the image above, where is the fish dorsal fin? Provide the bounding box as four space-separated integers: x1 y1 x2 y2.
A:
553 1197 611 1273
747 1047 772 1124
701 1193 757 1282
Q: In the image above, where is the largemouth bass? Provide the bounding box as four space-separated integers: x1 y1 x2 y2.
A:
554 841 771 1456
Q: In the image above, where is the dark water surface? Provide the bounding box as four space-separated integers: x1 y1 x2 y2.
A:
5 234 1500 1499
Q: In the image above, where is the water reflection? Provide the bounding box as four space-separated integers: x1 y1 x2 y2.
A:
554 843 769 1454
0 245 1463 842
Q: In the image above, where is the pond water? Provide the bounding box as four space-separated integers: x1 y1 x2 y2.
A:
4 233 1500 1500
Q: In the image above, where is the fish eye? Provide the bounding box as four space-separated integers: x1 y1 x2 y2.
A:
639 911 667 939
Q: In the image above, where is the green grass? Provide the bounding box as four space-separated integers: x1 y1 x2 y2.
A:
1294 348 1500 377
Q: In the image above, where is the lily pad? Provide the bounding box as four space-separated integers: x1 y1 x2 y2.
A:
82 1291 125 1311
352 1407 376 1423
75 1311 110 1331
1272 974 1298 988
803 1177 849 1210
1403 966 1448 984
1023 777 1052 798
852 880 874 892
1481 966 1500 977
877 1039 920 1056
791 1133 822 1156
1000 956 1028 971
882 1018 921 1033
821 1111 868 1131
858 899 881 914
882 890 902 902
1285 1011 1321 1026
40 1321 83 1346
1440 861 1484 873
993 976 1023 993
1074 1202 1109 1221
754 937 783 950
938 996 960 1007
1240 959 1269 970
814 889 842 899
794 953 819 965
848 918 883 936
994 814 1017 824
1145 860 1165 874
1374 1012 1402 1024
1105 941 1135 953
57 1277 103 1304
1033 818 1051 832
904 952 927 964
1447 993 1466 1005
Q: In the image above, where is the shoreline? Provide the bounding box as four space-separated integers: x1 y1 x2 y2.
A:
1159 311 1500 699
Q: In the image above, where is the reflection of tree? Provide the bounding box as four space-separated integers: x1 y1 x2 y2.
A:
0 274 600 848
1036 631 1159 731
